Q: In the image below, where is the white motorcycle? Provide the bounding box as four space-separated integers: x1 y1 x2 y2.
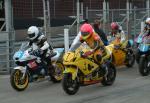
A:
10 42 64 91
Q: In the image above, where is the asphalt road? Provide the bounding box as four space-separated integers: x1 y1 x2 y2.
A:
0 64 150 103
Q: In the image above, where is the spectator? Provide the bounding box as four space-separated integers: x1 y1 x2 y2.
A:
93 19 108 45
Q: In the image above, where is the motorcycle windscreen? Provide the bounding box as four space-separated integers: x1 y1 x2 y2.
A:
13 51 24 60
139 44 149 52
13 42 29 60
136 35 142 43
107 36 115 43
54 48 64 53
128 39 134 46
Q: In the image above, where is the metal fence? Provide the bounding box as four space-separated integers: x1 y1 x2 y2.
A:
87 8 150 37
0 31 15 73
1 0 150 73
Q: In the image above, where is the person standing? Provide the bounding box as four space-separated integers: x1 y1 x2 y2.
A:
93 19 108 46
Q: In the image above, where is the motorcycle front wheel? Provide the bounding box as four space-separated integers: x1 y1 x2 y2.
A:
62 73 79 95
10 69 29 91
139 56 150 76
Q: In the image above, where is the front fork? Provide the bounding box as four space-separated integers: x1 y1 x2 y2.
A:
22 67 27 79
63 67 78 80
14 66 27 79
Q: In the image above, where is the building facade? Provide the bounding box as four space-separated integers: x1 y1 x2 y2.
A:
0 0 148 30
12 0 146 19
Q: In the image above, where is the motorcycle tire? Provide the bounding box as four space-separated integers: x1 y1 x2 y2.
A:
135 49 141 64
139 56 150 76
125 49 135 67
10 69 29 91
50 62 64 83
101 63 116 86
62 73 79 95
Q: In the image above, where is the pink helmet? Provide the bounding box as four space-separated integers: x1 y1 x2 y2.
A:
80 24 93 40
111 22 119 30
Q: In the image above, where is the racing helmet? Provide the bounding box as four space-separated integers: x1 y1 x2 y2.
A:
27 26 39 40
80 23 93 40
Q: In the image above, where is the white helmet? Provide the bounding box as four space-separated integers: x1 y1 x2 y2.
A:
27 26 39 40
145 18 150 24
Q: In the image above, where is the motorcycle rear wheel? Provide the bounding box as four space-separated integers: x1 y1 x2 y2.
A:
10 69 29 91
125 49 135 67
50 62 64 83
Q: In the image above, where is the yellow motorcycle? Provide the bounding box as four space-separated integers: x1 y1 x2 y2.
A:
62 45 116 95
106 37 135 67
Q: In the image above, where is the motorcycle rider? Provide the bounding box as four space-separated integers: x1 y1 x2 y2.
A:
77 23 110 76
141 18 150 36
69 19 89 51
27 26 54 75
108 22 127 49
135 18 150 44
69 23 110 76
135 18 150 63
